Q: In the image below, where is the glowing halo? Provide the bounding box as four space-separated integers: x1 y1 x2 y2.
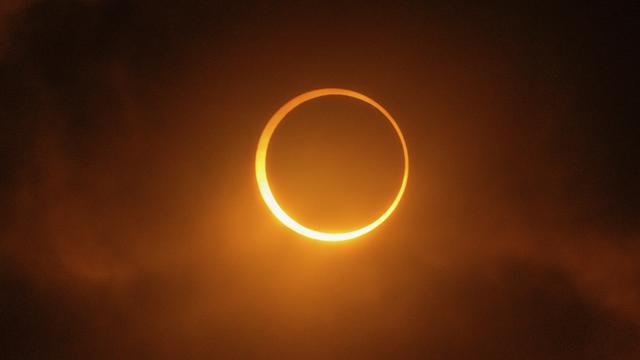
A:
255 88 409 242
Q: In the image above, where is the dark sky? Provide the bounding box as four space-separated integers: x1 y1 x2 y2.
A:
1 1 638 358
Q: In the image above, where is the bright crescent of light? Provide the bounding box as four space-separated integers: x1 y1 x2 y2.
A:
255 88 409 241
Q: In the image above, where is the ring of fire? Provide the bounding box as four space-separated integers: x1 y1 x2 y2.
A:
255 88 409 241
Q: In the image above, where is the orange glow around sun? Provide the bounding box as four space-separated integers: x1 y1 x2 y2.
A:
255 88 409 241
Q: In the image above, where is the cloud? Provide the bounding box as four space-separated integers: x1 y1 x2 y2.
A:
1 1 638 358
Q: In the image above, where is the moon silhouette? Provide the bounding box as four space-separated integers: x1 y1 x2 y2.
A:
255 88 409 241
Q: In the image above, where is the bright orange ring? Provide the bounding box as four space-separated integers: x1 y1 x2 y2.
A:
255 88 409 241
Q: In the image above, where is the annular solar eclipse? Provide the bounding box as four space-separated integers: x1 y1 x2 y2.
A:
255 88 409 241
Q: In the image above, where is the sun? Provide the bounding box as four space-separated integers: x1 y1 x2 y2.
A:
255 88 409 241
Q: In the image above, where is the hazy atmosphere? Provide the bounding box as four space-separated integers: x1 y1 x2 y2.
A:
1 1 638 358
